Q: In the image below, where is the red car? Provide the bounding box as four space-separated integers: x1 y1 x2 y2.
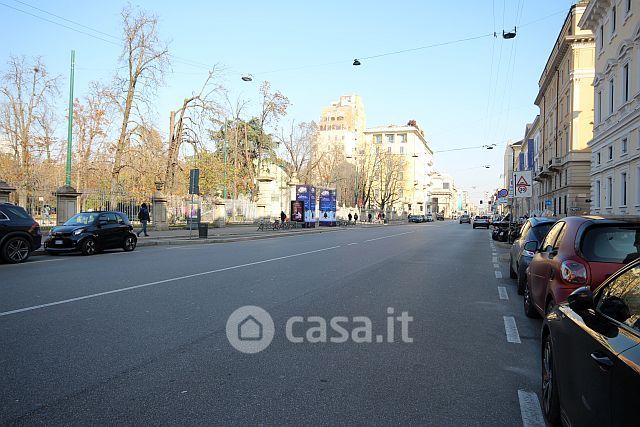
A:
523 216 640 318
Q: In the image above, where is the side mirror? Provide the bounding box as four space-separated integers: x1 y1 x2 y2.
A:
567 286 594 312
523 241 538 253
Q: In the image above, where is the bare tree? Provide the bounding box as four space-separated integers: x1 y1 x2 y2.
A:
0 56 60 204
110 6 169 195
372 151 404 213
276 120 317 182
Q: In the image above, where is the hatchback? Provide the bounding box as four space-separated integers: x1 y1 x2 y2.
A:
0 203 42 263
45 211 137 256
509 217 556 294
472 215 490 229
524 216 640 318
541 260 640 426
459 214 470 224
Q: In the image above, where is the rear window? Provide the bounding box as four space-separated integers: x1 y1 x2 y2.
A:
532 222 554 241
581 225 640 263
0 204 30 220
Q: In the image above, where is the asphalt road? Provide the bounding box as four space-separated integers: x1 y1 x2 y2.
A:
0 221 546 426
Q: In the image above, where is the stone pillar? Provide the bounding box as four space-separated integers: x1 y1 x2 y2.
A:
286 172 299 215
152 181 168 231
256 175 274 219
0 180 16 203
55 185 81 225
213 197 226 228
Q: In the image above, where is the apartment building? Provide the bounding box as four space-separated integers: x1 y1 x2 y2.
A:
316 95 366 158
533 1 595 217
580 0 640 215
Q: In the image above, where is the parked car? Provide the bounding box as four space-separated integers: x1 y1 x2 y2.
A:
425 213 434 222
0 203 42 263
472 215 490 229
509 217 557 294
459 214 471 224
436 213 444 221
524 216 640 318
408 214 423 223
540 259 640 426
45 211 137 256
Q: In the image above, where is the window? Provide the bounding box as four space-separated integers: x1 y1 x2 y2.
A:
598 25 604 50
443 182 450 190
387 146 392 153
565 170 568 186
607 176 613 207
611 5 617 34
0 211 8 221
609 78 615 114
623 63 629 102
559 171 563 187
597 264 640 333
597 152 601 165
627 0 632 14
609 145 614 160
597 91 602 123
581 225 640 263
374 134 382 144
566 94 570 115
622 172 628 206
399 146 404 155
564 195 567 215
595 179 601 208
399 134 407 143
622 137 628 154
386 134 394 144
541 222 565 252
566 130 570 153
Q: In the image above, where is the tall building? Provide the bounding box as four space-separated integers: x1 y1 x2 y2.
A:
533 1 594 217
429 172 457 218
579 0 640 215
362 122 434 215
316 95 366 158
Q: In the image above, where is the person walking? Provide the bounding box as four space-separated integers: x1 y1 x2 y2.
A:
280 210 287 223
354 212 358 223
348 213 353 223
137 203 150 237
368 212 372 223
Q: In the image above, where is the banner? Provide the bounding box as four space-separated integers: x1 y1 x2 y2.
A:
296 184 316 227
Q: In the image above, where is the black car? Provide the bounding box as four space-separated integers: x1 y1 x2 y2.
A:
509 217 556 294
0 203 42 263
541 259 640 426
45 211 137 256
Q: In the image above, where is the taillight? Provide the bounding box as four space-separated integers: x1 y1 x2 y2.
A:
561 261 588 285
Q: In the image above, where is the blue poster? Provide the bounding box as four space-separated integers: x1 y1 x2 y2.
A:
319 189 332 225
296 184 316 227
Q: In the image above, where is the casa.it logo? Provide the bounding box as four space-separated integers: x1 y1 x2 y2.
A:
226 306 275 354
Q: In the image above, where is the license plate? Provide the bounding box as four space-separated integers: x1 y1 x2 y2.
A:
55 240 63 245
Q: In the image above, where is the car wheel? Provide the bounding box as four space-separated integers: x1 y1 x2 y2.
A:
542 334 561 424
1 236 31 264
509 256 517 279
517 266 526 295
81 238 97 256
123 235 137 252
524 281 540 318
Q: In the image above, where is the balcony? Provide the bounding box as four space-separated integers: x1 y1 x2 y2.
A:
549 157 562 171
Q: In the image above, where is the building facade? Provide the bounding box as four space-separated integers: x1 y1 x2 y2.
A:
580 0 640 215
317 95 366 158
429 172 457 218
362 123 434 216
533 1 595 217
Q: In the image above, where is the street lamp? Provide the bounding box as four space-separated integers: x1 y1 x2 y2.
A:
241 74 253 81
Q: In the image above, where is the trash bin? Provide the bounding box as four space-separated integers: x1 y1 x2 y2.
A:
198 222 209 238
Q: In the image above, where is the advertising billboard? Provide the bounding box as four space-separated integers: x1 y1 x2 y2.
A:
319 188 337 226
296 184 316 227
291 200 304 222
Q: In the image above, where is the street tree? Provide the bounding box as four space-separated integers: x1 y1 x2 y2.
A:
276 120 317 183
0 56 60 205
110 5 169 196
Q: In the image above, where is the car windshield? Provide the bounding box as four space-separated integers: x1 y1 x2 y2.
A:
64 212 99 226
581 225 640 263
532 222 554 241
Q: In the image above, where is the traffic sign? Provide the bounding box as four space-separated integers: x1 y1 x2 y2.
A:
513 171 532 198
498 188 508 198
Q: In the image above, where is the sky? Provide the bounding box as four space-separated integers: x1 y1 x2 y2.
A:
0 0 578 204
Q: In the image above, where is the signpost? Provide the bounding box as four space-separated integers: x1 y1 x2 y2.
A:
514 171 532 198
188 168 200 237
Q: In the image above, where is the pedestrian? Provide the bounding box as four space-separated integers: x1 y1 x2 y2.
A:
42 205 51 225
354 212 358 222
280 210 287 223
348 213 353 223
137 203 150 237
368 212 372 223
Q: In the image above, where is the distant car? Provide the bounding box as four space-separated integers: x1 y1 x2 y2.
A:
541 259 640 426
509 217 557 294
472 215 490 229
524 216 640 318
0 203 42 263
425 213 434 222
408 214 422 223
436 213 444 221
459 214 470 224
45 211 137 256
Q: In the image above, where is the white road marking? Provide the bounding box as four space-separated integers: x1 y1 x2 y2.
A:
347 242 359 246
493 263 500 269
503 316 521 343
363 231 413 243
0 245 342 317
492 256 498 263
494 271 502 279
498 286 509 300
518 390 545 427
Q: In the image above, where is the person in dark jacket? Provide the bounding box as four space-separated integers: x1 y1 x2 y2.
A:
137 203 150 237
280 210 286 223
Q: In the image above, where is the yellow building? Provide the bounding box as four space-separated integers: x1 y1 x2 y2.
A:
316 95 366 158
580 0 640 215
533 1 594 216
362 122 434 216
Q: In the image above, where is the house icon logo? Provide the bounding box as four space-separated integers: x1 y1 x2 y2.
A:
226 306 274 353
